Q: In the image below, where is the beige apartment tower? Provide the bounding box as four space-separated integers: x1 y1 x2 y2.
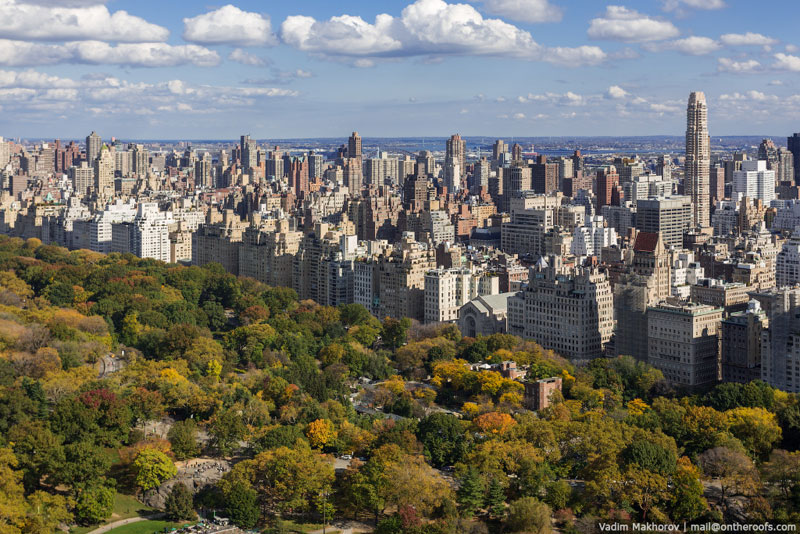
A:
685 92 710 228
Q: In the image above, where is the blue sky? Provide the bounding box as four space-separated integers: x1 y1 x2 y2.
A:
0 0 799 139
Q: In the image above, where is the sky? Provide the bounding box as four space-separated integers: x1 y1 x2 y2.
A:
0 0 799 140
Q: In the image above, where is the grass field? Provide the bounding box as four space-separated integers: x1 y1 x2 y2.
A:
70 493 157 534
104 520 185 534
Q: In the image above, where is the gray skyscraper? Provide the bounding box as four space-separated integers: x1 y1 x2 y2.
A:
788 133 800 182
685 92 710 228
240 134 257 171
86 131 102 163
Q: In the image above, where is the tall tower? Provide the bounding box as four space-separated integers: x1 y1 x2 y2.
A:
348 132 362 162
788 133 800 182
240 134 257 171
445 133 466 192
86 131 102 163
685 92 710 228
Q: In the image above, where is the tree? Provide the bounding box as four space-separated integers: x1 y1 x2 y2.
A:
485 476 506 519
210 409 247 456
381 317 410 349
504 497 551 534
132 448 177 492
416 413 469 468
472 412 516 435
165 483 196 521
670 457 708 521
761 449 800 501
53 442 111 492
74 485 114 525
726 407 782 459
23 491 73 534
0 448 26 533
168 419 200 460
225 480 259 529
698 446 761 520
457 467 485 517
544 480 571 511
306 419 337 449
623 439 677 475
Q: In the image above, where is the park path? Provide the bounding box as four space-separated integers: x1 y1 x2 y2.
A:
84 512 165 534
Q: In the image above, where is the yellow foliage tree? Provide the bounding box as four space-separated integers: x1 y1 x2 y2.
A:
306 418 337 449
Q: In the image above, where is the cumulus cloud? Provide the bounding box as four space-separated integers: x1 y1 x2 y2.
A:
0 0 168 42
607 85 628 99
587 6 679 43
717 57 761 73
476 0 563 23
281 0 605 66
773 53 800 72
0 68 77 88
229 48 268 66
183 5 277 47
720 32 777 46
645 36 721 55
0 39 220 67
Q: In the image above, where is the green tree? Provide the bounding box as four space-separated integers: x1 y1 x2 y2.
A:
168 419 200 460
165 483 196 521
457 467 485 517
132 449 177 492
225 480 260 529
544 480 571 511
74 485 115 525
485 476 506 519
381 317 410 349
416 413 469 468
53 442 111 492
670 457 708 521
23 491 73 534
504 497 551 534
210 409 247 456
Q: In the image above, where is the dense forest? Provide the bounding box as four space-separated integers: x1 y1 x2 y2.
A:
0 234 798 534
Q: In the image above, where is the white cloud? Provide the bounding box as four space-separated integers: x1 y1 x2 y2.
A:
513 112 526 119
661 0 725 11
281 0 605 66
183 5 277 47
229 48 268 66
719 32 777 46
0 39 220 67
523 91 585 105
773 53 800 72
587 6 679 43
0 0 168 42
717 57 761 73
769 80 784 86
69 42 220 67
0 68 77 88
477 0 562 23
645 36 721 55
786 44 799 53
607 85 628 99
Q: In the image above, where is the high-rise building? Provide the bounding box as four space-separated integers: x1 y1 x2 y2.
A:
532 155 558 194
648 302 722 388
308 151 324 181
445 134 466 192
733 160 775 202
287 156 309 197
710 165 725 204
758 138 779 171
86 131 102 163
348 131 362 162
492 139 507 163
776 232 800 288
240 134 257 171
471 157 490 195
758 287 800 393
788 133 800 181
596 167 619 210
722 299 767 384
93 145 114 194
685 92 710 227
507 256 614 359
778 147 795 184
69 162 94 195
635 196 692 248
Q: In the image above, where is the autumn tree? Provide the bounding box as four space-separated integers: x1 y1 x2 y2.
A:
168 419 200 460
132 448 177 492
504 497 551 534
670 457 708 521
306 419 337 449
698 446 761 520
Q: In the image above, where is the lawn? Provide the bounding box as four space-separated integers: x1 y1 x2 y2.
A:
104 520 185 534
70 493 157 534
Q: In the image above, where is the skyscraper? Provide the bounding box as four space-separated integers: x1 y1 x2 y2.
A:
445 133 466 192
788 133 800 181
86 131 102 163
240 135 257 171
348 132 362 162
685 92 710 228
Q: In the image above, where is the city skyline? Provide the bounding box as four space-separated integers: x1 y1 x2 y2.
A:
0 0 799 138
